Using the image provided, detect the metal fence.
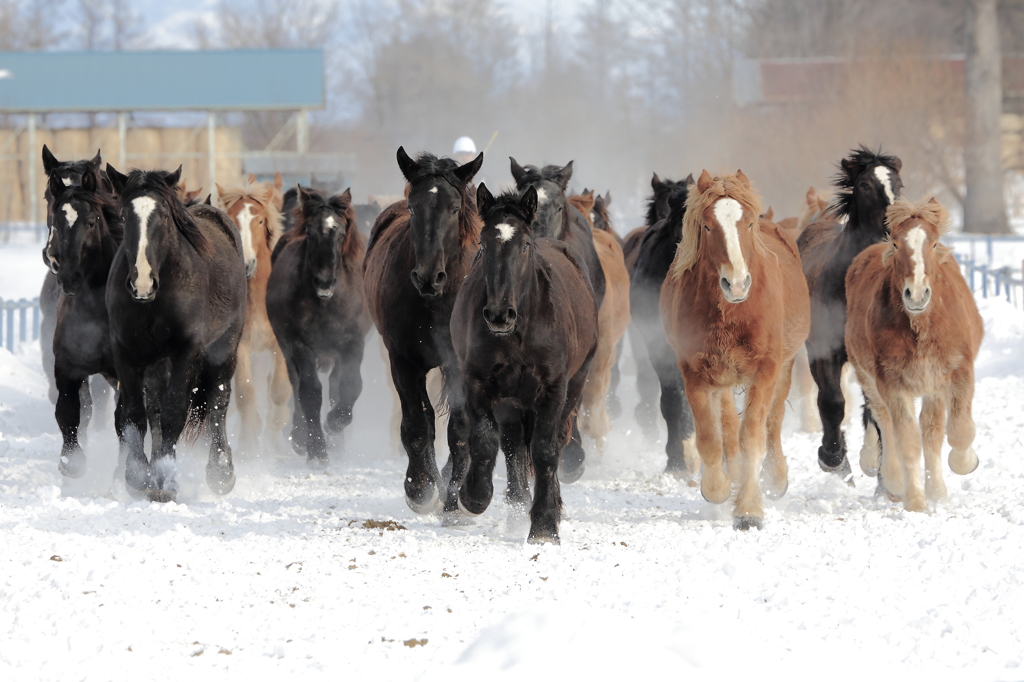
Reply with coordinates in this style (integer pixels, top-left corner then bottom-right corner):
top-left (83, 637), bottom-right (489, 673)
top-left (955, 255), bottom-right (1024, 308)
top-left (0, 297), bottom-right (41, 353)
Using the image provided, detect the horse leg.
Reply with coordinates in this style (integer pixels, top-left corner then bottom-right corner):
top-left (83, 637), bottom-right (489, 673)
top-left (920, 395), bottom-right (948, 502)
top-left (792, 346), bottom-right (820, 432)
top-left (77, 380), bottom-right (93, 447)
top-left (528, 377), bottom-right (573, 545)
top-left (684, 378), bottom-right (730, 505)
top-left (391, 356), bottom-right (441, 514)
top-left (607, 337), bottom-right (624, 420)
top-left (458, 391), bottom-right (499, 518)
top-left (653, 351), bottom-right (696, 480)
top-left (281, 348), bottom-right (306, 455)
top-left (291, 344), bottom-right (328, 466)
top-left (144, 362), bottom-right (169, 461)
top-left (55, 368), bottom-right (87, 478)
top-left (856, 376), bottom-right (902, 501)
top-left (630, 325), bottom-right (660, 441)
top-left (267, 342), bottom-right (292, 444)
top-left (763, 358), bottom-right (794, 500)
top-left (233, 339), bottom-right (262, 457)
top-left (497, 404), bottom-right (531, 523)
top-left (325, 340), bottom-right (365, 437)
top-left (151, 352), bottom-right (199, 502)
top-left (946, 366), bottom-right (979, 476)
top-left (734, 364), bottom-right (779, 530)
top-left (90, 374), bottom-right (112, 428)
top-left (204, 360), bottom-right (238, 495)
top-left (720, 390), bottom-right (741, 483)
top-left (580, 332), bottom-right (614, 451)
top-left (885, 390), bottom-right (926, 512)
top-left (809, 348), bottom-right (852, 480)
top-left (558, 412), bottom-right (587, 484)
top-left (114, 361), bottom-right (151, 498)
top-left (841, 362), bottom-right (857, 426)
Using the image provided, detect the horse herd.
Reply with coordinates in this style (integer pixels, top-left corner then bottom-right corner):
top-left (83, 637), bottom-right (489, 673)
top-left (36, 143), bottom-right (983, 543)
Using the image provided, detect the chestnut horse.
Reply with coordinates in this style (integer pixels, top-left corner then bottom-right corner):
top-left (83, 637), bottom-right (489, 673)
top-left (364, 148), bottom-right (483, 518)
top-left (217, 176), bottom-right (291, 456)
top-left (845, 198), bottom-right (982, 512)
top-left (799, 147), bottom-right (902, 479)
top-left (567, 191), bottom-right (630, 449)
top-left (661, 170), bottom-right (809, 530)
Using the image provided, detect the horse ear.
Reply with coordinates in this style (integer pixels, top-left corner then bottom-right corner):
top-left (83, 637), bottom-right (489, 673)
top-left (247, 173), bottom-right (257, 184)
top-left (736, 169), bottom-right (751, 187)
top-left (891, 156), bottom-right (903, 173)
top-left (82, 169), bottom-right (97, 193)
top-left (89, 150), bottom-right (102, 169)
top-left (204, 194), bottom-right (212, 206)
top-left (696, 169), bottom-right (713, 194)
top-left (214, 184), bottom-right (225, 207)
top-left (476, 183), bottom-right (495, 217)
top-left (521, 185), bottom-right (538, 225)
top-left (396, 147), bottom-right (418, 182)
top-left (651, 172), bottom-right (661, 190)
top-left (604, 191), bottom-right (611, 205)
top-left (556, 161), bottom-right (574, 191)
top-left (510, 157), bottom-right (527, 184)
top-left (806, 186), bottom-right (817, 206)
top-left (340, 188), bottom-right (352, 204)
top-left (106, 164), bottom-right (127, 195)
top-left (684, 173), bottom-right (695, 186)
top-left (42, 145), bottom-right (59, 174)
top-left (454, 152), bottom-right (483, 184)
top-left (166, 165), bottom-right (183, 187)
top-left (274, 172), bottom-right (283, 191)
top-left (763, 206), bottom-right (774, 221)
top-left (47, 170), bottom-right (65, 199)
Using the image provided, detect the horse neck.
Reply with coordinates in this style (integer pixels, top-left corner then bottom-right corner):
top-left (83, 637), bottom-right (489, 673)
top-left (82, 224), bottom-right (119, 285)
top-left (845, 199), bottom-right (889, 245)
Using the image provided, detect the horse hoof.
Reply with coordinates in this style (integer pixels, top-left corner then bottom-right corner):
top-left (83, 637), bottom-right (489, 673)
top-left (206, 464), bottom-right (236, 496)
top-left (406, 485), bottom-right (441, 516)
top-left (818, 452), bottom-right (855, 487)
top-left (306, 454), bottom-right (329, 470)
top-left (949, 448), bottom-right (979, 475)
top-left (558, 461), bottom-right (585, 484)
top-left (457, 488), bottom-right (488, 517)
top-left (764, 478), bottom-right (789, 501)
top-left (442, 508), bottom-right (475, 527)
top-left (148, 488), bottom-right (177, 504)
top-left (527, 529), bottom-right (561, 545)
top-left (58, 451), bottom-right (87, 479)
top-left (733, 515), bottom-right (763, 531)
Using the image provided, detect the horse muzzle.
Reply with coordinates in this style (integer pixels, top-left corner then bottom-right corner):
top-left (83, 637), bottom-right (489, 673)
top-left (411, 268), bottom-right (447, 299)
top-left (127, 276), bottom-right (158, 302)
top-left (483, 305), bottom-right (517, 335)
top-left (903, 286), bottom-right (932, 314)
top-left (720, 273), bottom-right (751, 304)
top-left (245, 258), bottom-right (257, 278)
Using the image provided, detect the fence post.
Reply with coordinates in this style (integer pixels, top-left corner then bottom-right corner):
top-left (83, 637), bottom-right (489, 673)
top-left (5, 304), bottom-right (12, 352)
top-left (980, 264), bottom-right (989, 298)
top-left (33, 301), bottom-right (40, 340)
top-left (18, 299), bottom-right (26, 344)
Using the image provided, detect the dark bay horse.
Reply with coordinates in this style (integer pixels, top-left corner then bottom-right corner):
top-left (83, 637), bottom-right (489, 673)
top-left (630, 177), bottom-right (698, 478)
top-left (363, 147), bottom-right (483, 517)
top-left (452, 184), bottom-right (598, 544)
top-left (661, 170), bottom-right (809, 530)
top-left (846, 198), bottom-right (983, 512)
top-left (798, 147), bottom-right (903, 480)
top-left (46, 173), bottom-right (122, 478)
top-left (106, 165), bottom-right (247, 502)
top-left (267, 187), bottom-right (370, 465)
top-left (510, 158), bottom-right (603, 480)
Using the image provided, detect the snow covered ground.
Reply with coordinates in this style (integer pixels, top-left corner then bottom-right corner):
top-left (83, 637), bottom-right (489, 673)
top-left (1, 254), bottom-right (1023, 680)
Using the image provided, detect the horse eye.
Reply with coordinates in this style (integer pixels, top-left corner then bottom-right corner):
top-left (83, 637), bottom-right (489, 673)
top-left (452, 207), bottom-right (460, 215)
top-left (408, 207), bottom-right (415, 216)
top-left (703, 225), bottom-right (710, 232)
top-left (522, 243), bottom-right (529, 252)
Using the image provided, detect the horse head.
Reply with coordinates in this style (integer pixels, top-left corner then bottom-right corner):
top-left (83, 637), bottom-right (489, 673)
top-left (42, 146), bottom-right (106, 273)
top-left (832, 147), bottom-right (903, 227)
top-left (675, 169), bottom-right (765, 304)
top-left (511, 158), bottom-right (572, 240)
top-left (294, 186), bottom-right (355, 299)
top-left (397, 146), bottom-right (483, 299)
top-left (47, 171), bottom-right (118, 297)
top-left (217, 180), bottom-right (281, 278)
top-left (475, 183), bottom-right (539, 335)
top-left (647, 173), bottom-right (693, 227)
top-left (884, 197), bottom-right (950, 315)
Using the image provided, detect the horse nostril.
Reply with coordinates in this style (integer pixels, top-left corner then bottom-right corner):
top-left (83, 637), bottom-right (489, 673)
top-left (51, 260), bottom-right (60, 273)
top-left (434, 270), bottom-right (447, 288)
top-left (507, 308), bottom-right (516, 321)
top-left (720, 277), bottom-right (730, 290)
top-left (904, 287), bottom-right (912, 299)
top-left (743, 273), bottom-right (751, 288)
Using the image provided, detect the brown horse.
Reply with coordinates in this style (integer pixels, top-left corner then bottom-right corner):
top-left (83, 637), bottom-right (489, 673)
top-left (568, 191), bottom-right (631, 448)
top-left (217, 176), bottom-right (291, 456)
top-left (661, 170), bottom-right (809, 530)
top-left (845, 198), bottom-right (982, 512)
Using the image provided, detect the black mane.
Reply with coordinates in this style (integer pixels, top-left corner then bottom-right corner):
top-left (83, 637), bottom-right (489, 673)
top-left (513, 164), bottom-right (564, 189)
top-left (51, 183), bottom-right (123, 242)
top-left (292, 188), bottom-right (355, 237)
top-left (646, 176), bottom-right (690, 227)
top-left (665, 183), bottom-right (691, 228)
top-left (482, 189), bottom-right (533, 226)
top-left (119, 169), bottom-right (210, 255)
top-left (829, 145), bottom-right (901, 221)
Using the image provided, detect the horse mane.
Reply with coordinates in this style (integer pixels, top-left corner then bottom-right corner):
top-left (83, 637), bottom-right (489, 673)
top-left (119, 169), bottom-right (211, 256)
top-left (567, 192), bottom-right (596, 227)
top-left (882, 197), bottom-right (953, 267)
top-left (592, 194), bottom-right (613, 232)
top-left (646, 176), bottom-right (690, 227)
top-left (292, 188), bottom-right (363, 259)
top-left (406, 152), bottom-right (481, 248)
top-left (828, 146), bottom-right (902, 220)
top-left (52, 184), bottom-right (123, 242)
top-left (672, 172), bottom-right (765, 278)
top-left (514, 164), bottom-right (564, 188)
top-left (482, 189), bottom-right (535, 227)
top-left (217, 178), bottom-right (284, 250)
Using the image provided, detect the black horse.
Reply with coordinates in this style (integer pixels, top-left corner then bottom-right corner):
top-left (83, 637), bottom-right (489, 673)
top-left (509, 158), bottom-right (603, 481)
top-left (798, 146), bottom-right (903, 479)
top-left (105, 165), bottom-right (247, 502)
top-left (267, 187), bottom-right (370, 465)
top-left (363, 148), bottom-right (483, 519)
top-left (629, 176), bottom-right (698, 478)
top-left (46, 172), bottom-right (122, 478)
top-left (452, 184), bottom-right (598, 544)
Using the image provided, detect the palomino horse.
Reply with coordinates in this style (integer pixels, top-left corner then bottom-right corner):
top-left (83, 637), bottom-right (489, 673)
top-left (631, 178), bottom-right (699, 478)
top-left (661, 170), bottom-right (809, 530)
top-left (845, 198), bottom-right (982, 512)
top-left (567, 191), bottom-right (630, 450)
top-left (46, 172), bottom-right (121, 478)
top-left (452, 184), bottom-right (598, 544)
top-left (799, 147), bottom-right (902, 479)
top-left (106, 165), bottom-right (247, 502)
top-left (267, 187), bottom-right (370, 465)
top-left (217, 177), bottom-right (291, 456)
top-left (364, 148), bottom-right (483, 518)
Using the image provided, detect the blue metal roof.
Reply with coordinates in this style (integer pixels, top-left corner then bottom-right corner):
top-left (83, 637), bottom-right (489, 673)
top-left (0, 50), bottom-right (324, 112)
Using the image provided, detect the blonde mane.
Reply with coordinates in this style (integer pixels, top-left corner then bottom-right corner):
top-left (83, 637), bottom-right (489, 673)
top-left (672, 172), bottom-right (765, 278)
top-left (217, 178), bottom-right (284, 250)
top-left (882, 197), bottom-right (953, 267)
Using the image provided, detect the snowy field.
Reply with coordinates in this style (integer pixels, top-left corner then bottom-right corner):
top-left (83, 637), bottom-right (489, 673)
top-left (1, 247), bottom-right (1023, 680)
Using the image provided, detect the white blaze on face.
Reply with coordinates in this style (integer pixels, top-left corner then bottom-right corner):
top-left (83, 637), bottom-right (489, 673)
top-left (324, 215), bottom-right (337, 231)
top-left (495, 222), bottom-right (516, 243)
top-left (130, 196), bottom-right (157, 297)
top-left (535, 188), bottom-right (548, 204)
top-left (61, 176), bottom-right (72, 187)
top-left (713, 198), bottom-right (748, 294)
top-left (905, 225), bottom-right (928, 300)
top-left (236, 202), bottom-right (258, 271)
top-left (428, 186), bottom-right (438, 194)
top-left (874, 166), bottom-right (895, 204)
top-left (62, 203), bottom-right (79, 230)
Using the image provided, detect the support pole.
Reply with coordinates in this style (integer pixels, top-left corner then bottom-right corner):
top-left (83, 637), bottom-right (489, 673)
top-left (208, 111), bottom-right (217, 202)
top-left (296, 108), bottom-right (309, 154)
top-left (117, 112), bottom-right (127, 170)
top-left (27, 113), bottom-right (37, 226)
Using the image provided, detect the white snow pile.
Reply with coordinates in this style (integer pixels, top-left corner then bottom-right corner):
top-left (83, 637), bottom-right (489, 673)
top-left (1, 287), bottom-right (1023, 680)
